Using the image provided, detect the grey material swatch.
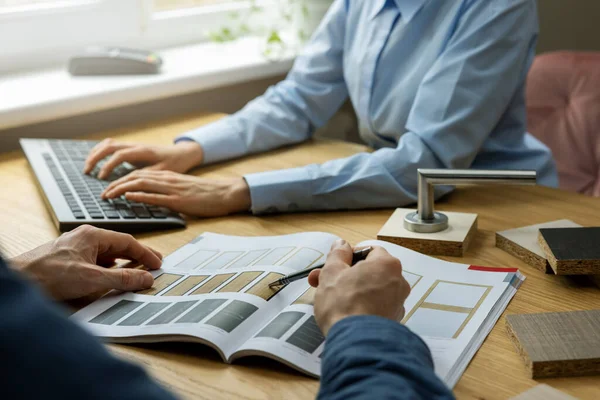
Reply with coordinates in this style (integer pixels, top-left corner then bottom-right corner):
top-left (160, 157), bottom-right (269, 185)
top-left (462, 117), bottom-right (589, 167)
top-left (148, 301), bottom-right (199, 325)
top-left (285, 316), bottom-right (325, 354)
top-left (176, 299), bottom-right (227, 324)
top-left (256, 311), bottom-right (304, 339)
top-left (205, 300), bottom-right (258, 333)
top-left (118, 303), bottom-right (171, 326)
top-left (89, 300), bottom-right (144, 325)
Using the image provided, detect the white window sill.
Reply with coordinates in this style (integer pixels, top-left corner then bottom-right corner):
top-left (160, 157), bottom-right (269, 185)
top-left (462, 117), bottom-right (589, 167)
top-left (0, 37), bottom-right (294, 131)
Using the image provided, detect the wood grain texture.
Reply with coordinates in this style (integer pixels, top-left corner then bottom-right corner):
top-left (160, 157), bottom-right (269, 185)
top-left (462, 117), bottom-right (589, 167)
top-left (538, 228), bottom-right (600, 275)
top-left (510, 384), bottom-right (579, 400)
top-left (496, 220), bottom-right (582, 274)
top-left (506, 311), bottom-right (600, 379)
top-left (163, 275), bottom-right (210, 296)
top-left (1, 112), bottom-right (600, 399)
top-left (138, 273), bottom-right (182, 296)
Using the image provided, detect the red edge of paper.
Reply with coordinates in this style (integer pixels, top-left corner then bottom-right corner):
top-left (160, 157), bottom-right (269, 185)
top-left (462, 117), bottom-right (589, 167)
top-left (468, 265), bottom-right (519, 273)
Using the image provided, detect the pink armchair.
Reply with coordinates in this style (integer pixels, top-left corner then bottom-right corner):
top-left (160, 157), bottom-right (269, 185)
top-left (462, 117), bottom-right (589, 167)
top-left (526, 51), bottom-right (600, 197)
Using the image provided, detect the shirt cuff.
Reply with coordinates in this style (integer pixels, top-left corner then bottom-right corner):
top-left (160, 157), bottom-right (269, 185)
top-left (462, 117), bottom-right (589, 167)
top-left (174, 117), bottom-right (245, 165)
top-left (243, 165), bottom-right (316, 214)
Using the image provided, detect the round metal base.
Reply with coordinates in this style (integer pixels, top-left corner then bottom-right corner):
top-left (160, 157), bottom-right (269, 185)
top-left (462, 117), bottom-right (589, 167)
top-left (403, 211), bottom-right (449, 233)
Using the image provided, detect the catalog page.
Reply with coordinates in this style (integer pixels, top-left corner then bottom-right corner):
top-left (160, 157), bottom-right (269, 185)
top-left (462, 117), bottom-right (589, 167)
top-left (359, 239), bottom-right (524, 387)
top-left (233, 284), bottom-right (323, 377)
top-left (73, 232), bottom-right (339, 362)
top-left (72, 232), bottom-right (522, 385)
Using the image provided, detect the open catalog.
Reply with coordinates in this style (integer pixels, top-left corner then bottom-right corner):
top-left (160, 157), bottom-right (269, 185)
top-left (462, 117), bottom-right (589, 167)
top-left (72, 232), bottom-right (524, 387)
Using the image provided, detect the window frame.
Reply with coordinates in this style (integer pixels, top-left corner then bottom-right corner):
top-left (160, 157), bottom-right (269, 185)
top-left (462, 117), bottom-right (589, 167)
top-left (0, 0), bottom-right (279, 74)
top-left (138, 0), bottom-right (280, 51)
top-left (1, 0), bottom-right (141, 73)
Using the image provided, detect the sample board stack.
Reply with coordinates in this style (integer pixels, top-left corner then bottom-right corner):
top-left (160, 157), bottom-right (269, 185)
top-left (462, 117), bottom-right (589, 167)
top-left (496, 220), bottom-right (600, 382)
top-left (496, 220), bottom-right (600, 275)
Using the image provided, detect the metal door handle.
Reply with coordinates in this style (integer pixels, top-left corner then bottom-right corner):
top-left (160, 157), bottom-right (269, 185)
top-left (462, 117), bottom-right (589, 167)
top-left (404, 169), bottom-right (537, 233)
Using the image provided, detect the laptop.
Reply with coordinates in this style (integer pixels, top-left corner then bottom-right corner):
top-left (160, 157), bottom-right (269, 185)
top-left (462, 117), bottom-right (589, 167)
top-left (20, 138), bottom-right (186, 233)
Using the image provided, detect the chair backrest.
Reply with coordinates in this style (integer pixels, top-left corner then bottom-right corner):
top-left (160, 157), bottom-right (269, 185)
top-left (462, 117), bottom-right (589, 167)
top-left (526, 51), bottom-right (600, 196)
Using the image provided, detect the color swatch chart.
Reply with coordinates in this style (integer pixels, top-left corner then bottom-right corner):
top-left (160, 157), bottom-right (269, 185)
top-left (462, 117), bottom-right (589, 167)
top-left (89, 298), bottom-right (258, 334)
top-left (137, 270), bottom-right (286, 301)
top-left (169, 246), bottom-right (324, 272)
top-left (256, 312), bottom-right (324, 355)
top-left (251, 287), bottom-right (327, 357)
top-left (403, 280), bottom-right (492, 339)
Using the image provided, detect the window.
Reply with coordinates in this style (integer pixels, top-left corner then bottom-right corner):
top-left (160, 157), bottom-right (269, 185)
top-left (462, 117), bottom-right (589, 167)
top-left (0, 0), bottom-right (278, 74)
top-left (1, 1), bottom-right (140, 73)
top-left (153, 0), bottom-right (239, 12)
top-left (0, 0), bottom-right (79, 8)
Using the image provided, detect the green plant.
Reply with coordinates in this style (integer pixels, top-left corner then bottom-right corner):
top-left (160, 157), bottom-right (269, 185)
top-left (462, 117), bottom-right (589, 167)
top-left (208, 0), bottom-right (313, 59)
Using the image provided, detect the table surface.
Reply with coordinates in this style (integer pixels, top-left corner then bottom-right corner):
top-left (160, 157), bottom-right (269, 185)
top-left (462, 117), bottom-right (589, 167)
top-left (1, 113), bottom-right (599, 400)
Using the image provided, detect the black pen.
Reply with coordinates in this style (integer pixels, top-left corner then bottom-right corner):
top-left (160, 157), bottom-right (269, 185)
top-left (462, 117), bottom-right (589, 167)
top-left (268, 246), bottom-right (373, 288)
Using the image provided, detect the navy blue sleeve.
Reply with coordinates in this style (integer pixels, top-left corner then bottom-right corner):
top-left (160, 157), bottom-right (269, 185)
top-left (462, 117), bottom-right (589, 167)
top-left (318, 315), bottom-right (455, 400)
top-left (0, 257), bottom-right (177, 400)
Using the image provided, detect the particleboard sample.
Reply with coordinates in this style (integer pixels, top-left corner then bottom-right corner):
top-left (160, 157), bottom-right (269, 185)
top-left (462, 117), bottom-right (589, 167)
top-left (506, 310), bottom-right (600, 378)
top-left (538, 227), bottom-right (600, 275)
top-left (377, 208), bottom-right (477, 257)
top-left (496, 220), bottom-right (581, 274)
top-left (510, 384), bottom-right (578, 400)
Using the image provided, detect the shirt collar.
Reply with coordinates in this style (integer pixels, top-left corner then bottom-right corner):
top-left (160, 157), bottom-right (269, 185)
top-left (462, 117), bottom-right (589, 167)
top-left (369, 0), bottom-right (427, 22)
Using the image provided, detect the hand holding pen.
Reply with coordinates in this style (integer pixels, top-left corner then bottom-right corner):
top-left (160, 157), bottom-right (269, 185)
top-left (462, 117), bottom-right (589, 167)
top-left (268, 246), bottom-right (373, 288)
top-left (307, 240), bottom-right (411, 336)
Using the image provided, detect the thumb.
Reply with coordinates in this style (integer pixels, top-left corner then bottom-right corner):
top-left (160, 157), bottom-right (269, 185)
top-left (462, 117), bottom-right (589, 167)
top-left (102, 268), bottom-right (154, 292)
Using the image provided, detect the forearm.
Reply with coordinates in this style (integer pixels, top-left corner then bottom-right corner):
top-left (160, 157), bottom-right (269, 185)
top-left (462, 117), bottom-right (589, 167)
top-left (9, 254), bottom-right (28, 271)
top-left (172, 140), bottom-right (205, 170)
top-left (175, 92), bottom-right (316, 165)
top-left (319, 315), bottom-right (453, 400)
top-left (0, 259), bottom-right (176, 400)
top-left (8, 241), bottom-right (50, 275)
top-left (243, 132), bottom-right (451, 214)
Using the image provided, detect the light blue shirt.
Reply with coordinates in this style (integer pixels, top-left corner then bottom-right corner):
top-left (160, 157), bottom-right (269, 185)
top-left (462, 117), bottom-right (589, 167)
top-left (177, 0), bottom-right (558, 214)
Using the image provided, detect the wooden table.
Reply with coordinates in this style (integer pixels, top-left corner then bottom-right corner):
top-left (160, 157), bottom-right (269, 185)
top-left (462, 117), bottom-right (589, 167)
top-left (1, 113), bottom-right (599, 400)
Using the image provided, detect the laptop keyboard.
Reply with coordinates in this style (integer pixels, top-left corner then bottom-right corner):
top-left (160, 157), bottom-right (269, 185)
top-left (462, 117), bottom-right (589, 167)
top-left (43, 140), bottom-right (171, 220)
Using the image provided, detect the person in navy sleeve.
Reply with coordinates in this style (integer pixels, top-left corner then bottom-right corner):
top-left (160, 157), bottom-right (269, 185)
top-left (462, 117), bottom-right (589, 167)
top-left (86, 0), bottom-right (556, 218)
top-left (1, 226), bottom-right (454, 399)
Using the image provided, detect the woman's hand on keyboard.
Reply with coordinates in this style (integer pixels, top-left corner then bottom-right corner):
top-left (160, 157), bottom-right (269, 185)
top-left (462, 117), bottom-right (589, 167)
top-left (84, 138), bottom-right (204, 180)
top-left (101, 170), bottom-right (252, 217)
